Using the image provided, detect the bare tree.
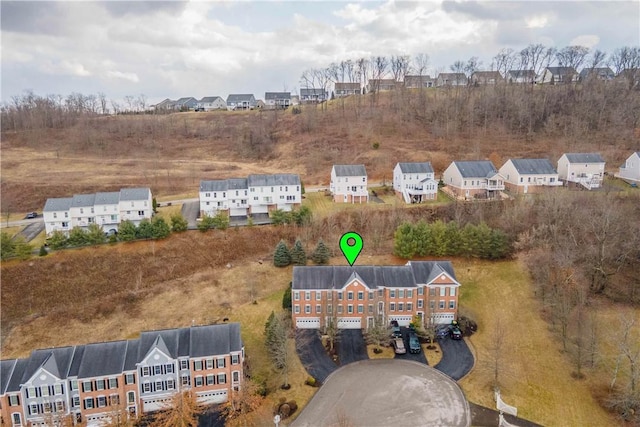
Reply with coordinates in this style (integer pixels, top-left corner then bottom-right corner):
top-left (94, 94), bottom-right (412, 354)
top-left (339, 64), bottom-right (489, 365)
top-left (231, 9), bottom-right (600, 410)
top-left (588, 49), bottom-right (607, 70)
top-left (493, 48), bottom-right (517, 77)
top-left (413, 53), bottom-right (430, 77)
top-left (154, 389), bottom-right (203, 427)
top-left (370, 55), bottom-right (389, 94)
top-left (356, 57), bottom-right (370, 89)
top-left (609, 46), bottom-right (640, 74)
top-left (520, 43), bottom-right (556, 79)
top-left (488, 315), bottom-right (507, 388)
top-left (391, 54), bottom-right (410, 81)
top-left (464, 56), bottom-right (482, 78)
top-left (98, 92), bottom-right (108, 115)
top-left (556, 45), bottom-right (590, 70)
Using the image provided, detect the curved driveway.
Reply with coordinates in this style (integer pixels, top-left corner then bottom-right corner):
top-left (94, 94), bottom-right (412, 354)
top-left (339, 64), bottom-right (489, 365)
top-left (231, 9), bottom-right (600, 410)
top-left (435, 337), bottom-right (474, 380)
top-left (292, 359), bottom-right (470, 427)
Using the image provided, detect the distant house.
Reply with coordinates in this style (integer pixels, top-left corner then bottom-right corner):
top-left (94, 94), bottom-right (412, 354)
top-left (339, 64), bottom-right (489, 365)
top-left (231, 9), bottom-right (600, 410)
top-left (442, 160), bottom-right (505, 200)
top-left (436, 73), bottom-right (468, 87)
top-left (0, 323), bottom-right (244, 427)
top-left (264, 92), bottom-right (291, 109)
top-left (499, 159), bottom-right (561, 194)
top-left (367, 79), bottom-right (398, 92)
top-left (404, 75), bottom-right (435, 88)
top-left (557, 153), bottom-right (606, 190)
top-left (330, 165), bottom-right (368, 203)
top-left (174, 97), bottom-right (198, 111)
top-left (393, 162), bottom-right (438, 203)
top-left (196, 96), bottom-right (227, 111)
top-left (617, 152), bottom-right (640, 183)
top-left (616, 69), bottom-right (640, 89)
top-left (199, 174), bottom-right (301, 218)
top-left (334, 82), bottom-right (361, 98)
top-left (470, 71), bottom-right (504, 85)
top-left (43, 188), bottom-right (152, 236)
top-left (226, 94), bottom-right (256, 110)
top-left (507, 70), bottom-right (536, 84)
top-left (291, 261), bottom-right (461, 329)
top-left (300, 88), bottom-right (327, 103)
top-left (579, 67), bottom-right (615, 82)
top-left (537, 67), bottom-right (578, 84)
top-left (154, 98), bottom-right (175, 111)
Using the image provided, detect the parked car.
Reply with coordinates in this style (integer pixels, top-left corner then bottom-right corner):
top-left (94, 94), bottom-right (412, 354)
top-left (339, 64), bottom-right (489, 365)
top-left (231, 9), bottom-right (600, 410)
top-left (391, 337), bottom-right (406, 354)
top-left (408, 332), bottom-right (421, 354)
top-left (450, 326), bottom-right (463, 340)
top-left (25, 212), bottom-right (38, 219)
top-left (436, 325), bottom-right (450, 339)
top-left (390, 320), bottom-right (402, 338)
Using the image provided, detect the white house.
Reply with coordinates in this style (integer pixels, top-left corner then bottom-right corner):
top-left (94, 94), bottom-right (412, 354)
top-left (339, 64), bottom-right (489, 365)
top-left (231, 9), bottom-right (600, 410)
top-left (264, 92), bottom-right (291, 109)
top-left (334, 82), bottom-right (361, 97)
top-left (43, 188), bottom-right (152, 235)
top-left (197, 96), bottom-right (226, 111)
top-left (300, 88), bottom-right (327, 103)
top-left (43, 198), bottom-right (73, 235)
top-left (507, 70), bottom-right (536, 84)
top-left (617, 152), bottom-right (640, 183)
top-left (330, 165), bottom-right (368, 203)
top-left (499, 159), bottom-right (561, 194)
top-left (557, 153), bottom-right (606, 190)
top-left (436, 73), bottom-right (468, 87)
top-left (537, 67), bottom-right (579, 84)
top-left (226, 94), bottom-right (256, 110)
top-left (393, 162), bottom-right (438, 203)
top-left (199, 174), bottom-right (301, 218)
top-left (442, 160), bottom-right (505, 200)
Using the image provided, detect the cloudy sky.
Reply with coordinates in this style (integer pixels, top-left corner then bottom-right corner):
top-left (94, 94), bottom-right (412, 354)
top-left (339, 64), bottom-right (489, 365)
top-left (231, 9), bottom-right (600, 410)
top-left (1, 1), bottom-right (638, 105)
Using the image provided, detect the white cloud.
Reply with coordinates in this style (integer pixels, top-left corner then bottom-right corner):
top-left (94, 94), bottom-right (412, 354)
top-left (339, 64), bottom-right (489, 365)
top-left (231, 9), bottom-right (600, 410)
top-left (570, 35), bottom-right (600, 49)
top-left (525, 15), bottom-right (550, 29)
top-left (40, 60), bottom-right (91, 77)
top-left (105, 71), bottom-right (139, 83)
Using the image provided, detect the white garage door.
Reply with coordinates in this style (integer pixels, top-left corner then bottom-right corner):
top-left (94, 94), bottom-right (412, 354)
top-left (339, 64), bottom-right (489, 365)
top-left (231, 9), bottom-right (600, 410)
top-left (142, 397), bottom-right (172, 412)
top-left (296, 317), bottom-right (321, 329)
top-left (337, 317), bottom-right (362, 329)
top-left (230, 207), bottom-right (247, 216)
top-left (432, 313), bottom-right (455, 324)
top-left (389, 316), bottom-right (413, 326)
top-left (251, 205), bottom-right (268, 214)
top-left (197, 390), bottom-right (228, 405)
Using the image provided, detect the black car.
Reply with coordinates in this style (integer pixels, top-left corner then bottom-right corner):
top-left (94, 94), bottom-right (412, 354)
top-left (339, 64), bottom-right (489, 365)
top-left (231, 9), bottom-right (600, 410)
top-left (390, 320), bottom-right (402, 338)
top-left (408, 332), bottom-right (421, 354)
top-left (450, 326), bottom-right (463, 340)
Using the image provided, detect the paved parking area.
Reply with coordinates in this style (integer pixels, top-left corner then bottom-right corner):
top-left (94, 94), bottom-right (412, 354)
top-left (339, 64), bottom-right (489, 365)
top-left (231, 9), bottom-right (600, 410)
top-left (394, 327), bottom-right (428, 364)
top-left (336, 329), bottom-right (368, 365)
top-left (434, 337), bottom-right (474, 380)
top-left (295, 330), bottom-right (338, 382)
top-left (292, 359), bottom-right (470, 427)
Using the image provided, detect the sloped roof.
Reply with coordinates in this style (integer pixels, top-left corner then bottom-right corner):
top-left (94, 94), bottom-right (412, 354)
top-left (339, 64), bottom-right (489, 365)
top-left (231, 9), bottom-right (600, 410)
top-left (453, 160), bottom-right (498, 178)
top-left (94, 192), bottom-right (121, 205)
top-left (546, 66), bottom-right (577, 75)
top-left (300, 88), bottom-right (327, 96)
top-left (397, 162), bottom-right (434, 174)
top-left (333, 164), bottom-right (367, 177)
top-left (43, 197), bottom-right (73, 212)
top-left (292, 261), bottom-right (458, 290)
top-left (119, 188), bottom-right (151, 201)
top-left (507, 70), bottom-right (536, 78)
top-left (78, 340), bottom-right (128, 378)
top-left (199, 96), bottom-right (223, 103)
top-left (563, 153), bottom-right (605, 163)
top-left (176, 97), bottom-right (197, 104)
top-left (265, 92), bottom-right (291, 100)
top-left (509, 159), bottom-right (557, 175)
top-left (335, 82), bottom-right (361, 90)
top-left (226, 94), bottom-right (255, 103)
top-left (71, 194), bottom-right (95, 208)
top-left (472, 71), bottom-right (503, 79)
top-left (579, 67), bottom-right (615, 79)
top-left (200, 180), bottom-right (229, 192)
top-left (1, 359), bottom-right (17, 393)
top-left (248, 174), bottom-right (300, 186)
top-left (227, 178), bottom-right (248, 190)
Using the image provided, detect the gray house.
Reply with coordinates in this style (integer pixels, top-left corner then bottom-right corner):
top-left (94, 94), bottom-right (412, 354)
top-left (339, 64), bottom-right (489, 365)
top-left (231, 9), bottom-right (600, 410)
top-left (226, 94), bottom-right (256, 110)
top-left (264, 92), bottom-right (291, 109)
top-left (174, 97), bottom-right (198, 111)
top-left (300, 88), bottom-right (327, 103)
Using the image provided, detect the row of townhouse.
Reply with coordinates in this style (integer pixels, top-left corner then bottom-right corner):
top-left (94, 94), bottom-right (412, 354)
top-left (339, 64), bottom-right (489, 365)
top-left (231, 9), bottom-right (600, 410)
top-left (0, 323), bottom-right (244, 427)
top-left (291, 261), bottom-right (462, 330)
top-left (43, 188), bottom-right (152, 236)
top-left (199, 174), bottom-right (302, 218)
top-left (154, 92), bottom-right (301, 112)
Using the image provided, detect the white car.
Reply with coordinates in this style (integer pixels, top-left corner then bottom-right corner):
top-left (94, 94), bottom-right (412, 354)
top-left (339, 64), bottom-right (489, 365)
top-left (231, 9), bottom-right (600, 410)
top-left (392, 337), bottom-right (406, 354)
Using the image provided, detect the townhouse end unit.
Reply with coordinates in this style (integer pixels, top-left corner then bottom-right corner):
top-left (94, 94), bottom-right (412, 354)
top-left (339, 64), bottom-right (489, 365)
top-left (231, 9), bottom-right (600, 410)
top-left (330, 165), bottom-right (369, 203)
top-left (291, 261), bottom-right (461, 330)
top-left (617, 152), bottom-right (640, 183)
top-left (557, 153), bottom-right (606, 190)
top-left (199, 174), bottom-right (301, 218)
top-left (43, 188), bottom-right (152, 236)
top-left (0, 323), bottom-right (244, 427)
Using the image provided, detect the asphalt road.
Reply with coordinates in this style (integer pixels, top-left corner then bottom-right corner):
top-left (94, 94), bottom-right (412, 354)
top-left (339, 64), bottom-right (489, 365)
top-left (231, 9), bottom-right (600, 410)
top-left (336, 329), bottom-right (369, 365)
top-left (180, 200), bottom-right (200, 229)
top-left (295, 330), bottom-right (338, 383)
top-left (13, 222), bottom-right (45, 243)
top-left (434, 336), bottom-right (474, 380)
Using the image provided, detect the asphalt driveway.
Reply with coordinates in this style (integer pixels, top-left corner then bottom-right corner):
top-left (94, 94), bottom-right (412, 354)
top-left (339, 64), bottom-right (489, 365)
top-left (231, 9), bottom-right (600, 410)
top-left (394, 327), bottom-right (428, 364)
top-left (335, 329), bottom-right (369, 365)
top-left (181, 201), bottom-right (200, 229)
top-left (434, 337), bottom-right (474, 380)
top-left (295, 330), bottom-right (337, 383)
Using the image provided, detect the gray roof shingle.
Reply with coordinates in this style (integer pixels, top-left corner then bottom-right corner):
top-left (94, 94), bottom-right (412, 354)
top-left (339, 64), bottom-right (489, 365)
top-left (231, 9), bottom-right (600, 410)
top-left (453, 160), bottom-right (498, 178)
top-left (200, 180), bottom-right (229, 192)
top-left (71, 194), bottom-right (95, 208)
top-left (292, 262), bottom-right (458, 290)
top-left (265, 92), bottom-right (291, 100)
top-left (1, 359), bottom-right (17, 393)
top-left (199, 96), bottom-right (223, 103)
top-left (78, 341), bottom-right (128, 378)
top-left (119, 188), bottom-right (151, 201)
top-left (564, 153), bottom-right (605, 163)
top-left (300, 88), bottom-right (326, 96)
top-left (509, 159), bottom-right (557, 175)
top-left (94, 192), bottom-right (121, 205)
top-left (226, 94), bottom-right (255, 103)
top-left (248, 174), bottom-right (300, 186)
top-left (333, 164), bottom-right (367, 177)
top-left (397, 162), bottom-right (434, 174)
top-left (43, 197), bottom-right (73, 212)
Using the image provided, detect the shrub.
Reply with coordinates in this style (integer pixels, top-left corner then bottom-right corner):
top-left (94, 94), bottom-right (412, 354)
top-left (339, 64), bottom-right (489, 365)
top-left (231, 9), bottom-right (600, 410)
top-left (212, 211), bottom-right (230, 230)
top-left (39, 245), bottom-right (48, 256)
top-left (137, 219), bottom-right (154, 239)
top-left (372, 141), bottom-right (380, 149)
top-left (152, 217), bottom-right (171, 239)
top-left (312, 239), bottom-right (330, 264)
top-left (118, 220), bottom-right (137, 241)
top-left (86, 223), bottom-right (106, 245)
top-left (170, 214), bottom-right (188, 232)
top-left (270, 209), bottom-right (290, 226)
top-left (198, 215), bottom-right (215, 232)
top-left (67, 227), bottom-right (88, 247)
top-left (282, 282), bottom-right (292, 311)
top-left (291, 206), bottom-right (312, 226)
top-left (273, 240), bottom-right (291, 267)
top-left (47, 230), bottom-right (68, 250)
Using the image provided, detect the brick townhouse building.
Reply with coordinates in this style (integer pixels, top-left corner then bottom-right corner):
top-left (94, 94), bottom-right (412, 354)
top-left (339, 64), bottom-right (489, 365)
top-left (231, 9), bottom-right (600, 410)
top-left (291, 261), bottom-right (461, 330)
top-left (0, 323), bottom-right (243, 427)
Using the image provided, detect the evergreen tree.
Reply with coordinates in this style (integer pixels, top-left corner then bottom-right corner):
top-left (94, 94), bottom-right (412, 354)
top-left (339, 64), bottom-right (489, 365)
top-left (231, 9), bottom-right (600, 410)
top-left (67, 227), bottom-right (88, 247)
top-left (444, 221), bottom-right (461, 256)
top-left (430, 220), bottom-right (448, 257)
top-left (86, 223), bottom-right (106, 245)
top-left (212, 211), bottom-right (230, 230)
top-left (47, 230), bottom-right (68, 249)
top-left (394, 222), bottom-right (417, 259)
top-left (137, 219), bottom-right (154, 239)
top-left (273, 240), bottom-right (291, 267)
top-left (118, 220), bottom-right (137, 241)
top-left (39, 245), bottom-right (48, 256)
top-left (152, 217), bottom-right (171, 239)
top-left (475, 222), bottom-right (493, 258)
top-left (488, 229), bottom-right (510, 259)
top-left (291, 206), bottom-right (312, 226)
top-left (460, 223), bottom-right (478, 258)
top-left (170, 214), bottom-right (188, 232)
top-left (312, 239), bottom-right (331, 264)
top-left (0, 232), bottom-right (13, 260)
top-left (290, 239), bottom-right (307, 265)
top-left (271, 209), bottom-right (290, 226)
top-left (282, 282), bottom-right (292, 311)
top-left (198, 215), bottom-right (215, 232)
top-left (414, 220), bottom-right (432, 256)
top-left (152, 197), bottom-right (158, 214)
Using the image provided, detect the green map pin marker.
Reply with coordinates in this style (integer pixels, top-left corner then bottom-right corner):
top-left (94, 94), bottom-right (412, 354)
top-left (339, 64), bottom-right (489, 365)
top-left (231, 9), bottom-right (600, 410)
top-left (339, 232), bottom-right (363, 266)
